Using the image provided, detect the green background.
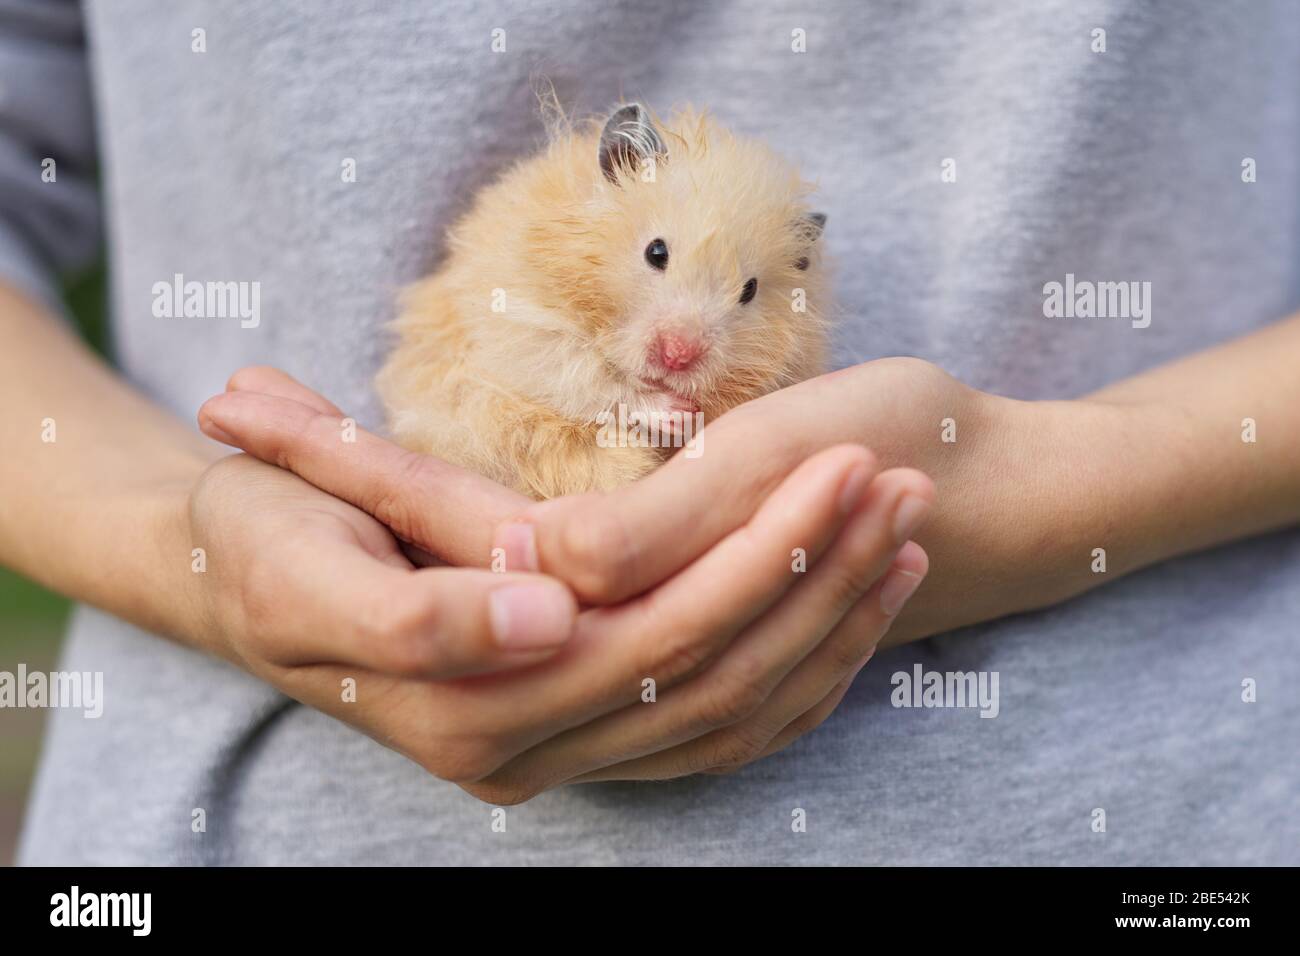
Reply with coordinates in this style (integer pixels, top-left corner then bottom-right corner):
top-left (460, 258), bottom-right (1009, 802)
top-left (0, 265), bottom-right (107, 865)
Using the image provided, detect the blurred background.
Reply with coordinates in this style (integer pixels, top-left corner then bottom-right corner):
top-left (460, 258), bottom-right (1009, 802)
top-left (0, 265), bottom-right (105, 866)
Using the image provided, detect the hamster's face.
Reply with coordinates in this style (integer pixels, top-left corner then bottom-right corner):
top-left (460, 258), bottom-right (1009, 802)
top-left (594, 200), bottom-right (828, 422)
top-left (597, 110), bottom-right (828, 423)
top-left (528, 106), bottom-right (830, 426)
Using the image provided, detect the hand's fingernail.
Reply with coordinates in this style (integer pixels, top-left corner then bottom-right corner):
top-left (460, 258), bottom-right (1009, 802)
top-left (489, 583), bottom-right (574, 649)
top-left (879, 567), bottom-right (925, 617)
top-left (198, 416), bottom-right (236, 446)
top-left (891, 494), bottom-right (931, 544)
top-left (837, 461), bottom-right (875, 515)
top-left (496, 521), bottom-right (538, 572)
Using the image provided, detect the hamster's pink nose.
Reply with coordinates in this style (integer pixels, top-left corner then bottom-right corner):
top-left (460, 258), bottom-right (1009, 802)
top-left (653, 330), bottom-right (707, 371)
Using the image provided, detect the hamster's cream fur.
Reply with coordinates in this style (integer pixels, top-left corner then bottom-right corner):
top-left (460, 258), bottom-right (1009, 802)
top-left (377, 103), bottom-right (830, 499)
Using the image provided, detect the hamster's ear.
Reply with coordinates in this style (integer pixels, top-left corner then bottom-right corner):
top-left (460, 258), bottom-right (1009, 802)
top-left (795, 212), bottom-right (827, 270)
top-left (598, 104), bottom-right (666, 185)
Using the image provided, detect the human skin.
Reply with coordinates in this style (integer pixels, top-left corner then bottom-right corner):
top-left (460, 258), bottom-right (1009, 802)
top-left (6, 271), bottom-right (1299, 796)
top-left (199, 313), bottom-right (1300, 781)
top-left (0, 283), bottom-right (931, 803)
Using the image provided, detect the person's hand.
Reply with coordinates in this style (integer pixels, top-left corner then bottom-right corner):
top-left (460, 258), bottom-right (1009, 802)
top-left (198, 367), bottom-right (932, 799)
top-left (506, 355), bottom-right (1129, 660)
top-left (184, 452), bottom-right (579, 682)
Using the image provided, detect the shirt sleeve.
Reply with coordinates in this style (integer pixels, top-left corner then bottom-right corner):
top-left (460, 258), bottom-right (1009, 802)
top-left (0, 0), bottom-right (101, 312)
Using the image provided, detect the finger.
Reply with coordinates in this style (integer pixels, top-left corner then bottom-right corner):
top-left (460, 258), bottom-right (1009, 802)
top-left (245, 527), bottom-right (578, 680)
top-left (225, 365), bottom-right (345, 416)
top-left (198, 390), bottom-right (530, 567)
top-left (715, 540), bottom-right (931, 768)
top-left (493, 469), bottom-right (932, 789)
top-left (495, 370), bottom-right (878, 605)
top-left (416, 444), bottom-right (877, 765)
top-left (577, 540), bottom-right (928, 783)
top-left (706, 670), bottom-right (857, 773)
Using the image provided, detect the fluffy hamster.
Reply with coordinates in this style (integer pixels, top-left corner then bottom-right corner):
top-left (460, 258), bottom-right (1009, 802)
top-left (377, 103), bottom-right (830, 499)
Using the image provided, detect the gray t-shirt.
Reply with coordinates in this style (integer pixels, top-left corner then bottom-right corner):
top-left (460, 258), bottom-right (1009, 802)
top-left (9, 0), bottom-right (1298, 864)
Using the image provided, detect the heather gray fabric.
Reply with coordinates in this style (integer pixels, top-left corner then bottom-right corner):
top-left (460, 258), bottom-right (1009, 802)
top-left (9, 0), bottom-right (1299, 864)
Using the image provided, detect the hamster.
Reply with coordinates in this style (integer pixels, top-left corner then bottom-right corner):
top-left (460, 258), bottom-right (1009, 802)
top-left (377, 102), bottom-right (830, 499)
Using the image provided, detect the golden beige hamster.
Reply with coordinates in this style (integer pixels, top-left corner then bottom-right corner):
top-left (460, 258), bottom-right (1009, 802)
top-left (377, 102), bottom-right (830, 499)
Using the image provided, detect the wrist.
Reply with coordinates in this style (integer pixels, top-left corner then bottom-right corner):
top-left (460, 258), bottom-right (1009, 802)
top-left (961, 394), bottom-right (1167, 605)
top-left (885, 391), bottom-right (1140, 644)
top-left (71, 456), bottom-right (220, 649)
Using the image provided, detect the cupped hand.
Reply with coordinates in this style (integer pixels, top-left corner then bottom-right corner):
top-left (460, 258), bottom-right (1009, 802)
top-left (506, 356), bottom-right (1041, 651)
top-left (197, 367), bottom-right (932, 800)
top-left (185, 452), bottom-right (579, 681)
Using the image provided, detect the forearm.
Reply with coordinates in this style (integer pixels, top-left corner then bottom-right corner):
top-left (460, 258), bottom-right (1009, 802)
top-left (886, 313), bottom-right (1300, 645)
top-left (0, 284), bottom-right (219, 639)
top-left (1084, 311), bottom-right (1300, 547)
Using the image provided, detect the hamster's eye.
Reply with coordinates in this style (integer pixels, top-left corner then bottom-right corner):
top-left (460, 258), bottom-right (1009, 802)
top-left (645, 238), bottom-right (669, 270)
top-left (739, 277), bottom-right (758, 305)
